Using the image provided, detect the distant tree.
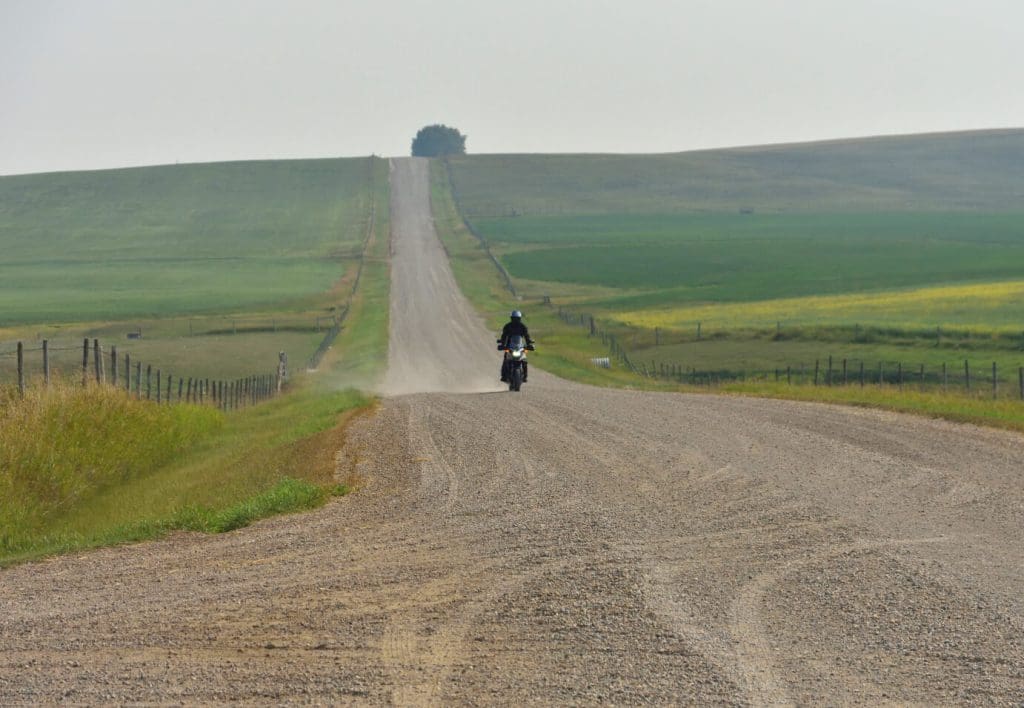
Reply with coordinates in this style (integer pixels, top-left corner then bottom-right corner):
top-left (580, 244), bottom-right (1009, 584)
top-left (411, 124), bottom-right (467, 157)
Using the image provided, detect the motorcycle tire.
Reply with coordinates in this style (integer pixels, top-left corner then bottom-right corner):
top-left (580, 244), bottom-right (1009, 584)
top-left (511, 367), bottom-right (523, 392)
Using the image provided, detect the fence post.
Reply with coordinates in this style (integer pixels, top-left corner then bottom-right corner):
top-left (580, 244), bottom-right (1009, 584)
top-left (135, 362), bottom-right (141, 398)
top-left (696, 322), bottom-right (702, 340)
top-left (17, 342), bottom-right (24, 397)
top-left (43, 340), bottom-right (50, 387)
top-left (859, 361), bottom-right (864, 387)
top-left (146, 365), bottom-right (152, 400)
top-left (942, 362), bottom-right (947, 391)
top-left (82, 338), bottom-right (90, 386)
top-left (992, 361), bottom-right (997, 399)
top-left (965, 360), bottom-right (970, 393)
top-left (178, 377), bottom-right (184, 402)
top-left (879, 361), bottom-right (884, 386)
top-left (842, 358), bottom-right (848, 386)
top-left (111, 346), bottom-right (118, 386)
top-left (277, 351), bottom-right (288, 393)
top-left (786, 365), bottom-right (791, 385)
top-left (93, 339), bottom-right (103, 384)
top-left (827, 355), bottom-right (833, 386)
top-left (166, 374), bottom-right (172, 404)
top-left (156, 370), bottom-right (161, 403)
top-left (814, 359), bottom-right (819, 386)
top-left (898, 361), bottom-right (903, 389)
top-left (919, 364), bottom-right (924, 388)
top-left (590, 317), bottom-right (596, 336)
top-left (1019, 367), bottom-right (1023, 401)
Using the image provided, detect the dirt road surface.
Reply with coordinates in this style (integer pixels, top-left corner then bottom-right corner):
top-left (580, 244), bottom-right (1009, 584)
top-left (1, 157), bottom-right (1022, 704)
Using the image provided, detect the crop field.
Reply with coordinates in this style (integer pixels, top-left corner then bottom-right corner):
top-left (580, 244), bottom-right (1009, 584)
top-left (0, 156), bottom-right (388, 383)
top-left (0, 157), bottom-right (379, 323)
top-left (443, 130), bottom-right (1024, 384)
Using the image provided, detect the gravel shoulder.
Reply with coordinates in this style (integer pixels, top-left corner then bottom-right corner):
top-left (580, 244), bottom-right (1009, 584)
top-left (1, 158), bottom-right (1021, 705)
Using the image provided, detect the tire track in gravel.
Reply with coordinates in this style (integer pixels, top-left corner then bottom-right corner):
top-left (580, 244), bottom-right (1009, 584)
top-left (1, 157), bottom-right (1022, 704)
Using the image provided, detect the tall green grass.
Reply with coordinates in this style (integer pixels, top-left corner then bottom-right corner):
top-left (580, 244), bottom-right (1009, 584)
top-left (0, 382), bottom-right (222, 554)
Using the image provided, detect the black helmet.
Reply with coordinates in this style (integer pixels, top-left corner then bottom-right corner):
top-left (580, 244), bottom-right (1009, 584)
top-left (510, 310), bottom-right (522, 319)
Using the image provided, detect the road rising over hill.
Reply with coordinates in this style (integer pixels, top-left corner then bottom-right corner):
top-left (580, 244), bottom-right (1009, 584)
top-left (0, 158), bottom-right (1021, 704)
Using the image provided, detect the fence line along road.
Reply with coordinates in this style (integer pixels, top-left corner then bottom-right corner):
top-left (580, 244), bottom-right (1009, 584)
top-left (553, 305), bottom-right (1024, 401)
top-left (4, 338), bottom-right (288, 411)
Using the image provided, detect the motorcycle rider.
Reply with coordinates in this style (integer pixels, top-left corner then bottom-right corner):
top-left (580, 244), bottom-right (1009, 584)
top-left (498, 310), bottom-right (534, 382)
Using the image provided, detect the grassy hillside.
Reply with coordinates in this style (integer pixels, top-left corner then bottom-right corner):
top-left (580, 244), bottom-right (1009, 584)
top-left (449, 129), bottom-right (1024, 216)
top-left (0, 157), bottom-right (377, 324)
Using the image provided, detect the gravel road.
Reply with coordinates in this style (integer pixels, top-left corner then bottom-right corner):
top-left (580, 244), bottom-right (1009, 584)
top-left (1, 157), bottom-right (1021, 705)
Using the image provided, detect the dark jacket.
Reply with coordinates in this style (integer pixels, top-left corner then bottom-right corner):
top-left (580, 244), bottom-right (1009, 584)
top-left (500, 319), bottom-right (531, 347)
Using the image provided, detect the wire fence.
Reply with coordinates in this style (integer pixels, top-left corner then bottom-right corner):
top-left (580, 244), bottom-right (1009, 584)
top-left (553, 305), bottom-right (1024, 401)
top-left (1, 338), bottom-right (288, 411)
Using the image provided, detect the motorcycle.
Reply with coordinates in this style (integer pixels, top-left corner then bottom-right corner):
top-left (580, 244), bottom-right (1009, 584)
top-left (497, 334), bottom-right (534, 392)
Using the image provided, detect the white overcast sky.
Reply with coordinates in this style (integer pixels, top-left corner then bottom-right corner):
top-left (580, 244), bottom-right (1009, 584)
top-left (2, 0), bottom-right (1022, 175)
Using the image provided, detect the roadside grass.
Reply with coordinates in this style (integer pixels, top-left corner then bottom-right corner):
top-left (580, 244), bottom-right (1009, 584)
top-left (715, 382), bottom-right (1024, 433)
top-left (0, 380), bottom-right (372, 566)
top-left (323, 158), bottom-right (392, 387)
top-left (0, 380), bottom-right (223, 557)
top-left (0, 157), bottom-right (379, 324)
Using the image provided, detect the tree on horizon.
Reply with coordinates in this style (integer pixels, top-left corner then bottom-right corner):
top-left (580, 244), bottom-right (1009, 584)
top-left (411, 125), bottom-right (467, 157)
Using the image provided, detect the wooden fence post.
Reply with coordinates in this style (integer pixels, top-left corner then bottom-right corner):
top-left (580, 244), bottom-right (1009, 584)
top-left (135, 362), bottom-right (141, 398)
top-left (276, 351), bottom-right (287, 393)
top-left (942, 362), bottom-right (947, 391)
top-left (965, 360), bottom-right (971, 392)
top-left (178, 377), bottom-right (183, 402)
top-left (859, 361), bottom-right (865, 387)
top-left (43, 340), bottom-right (50, 388)
top-left (898, 361), bottom-right (903, 389)
top-left (82, 338), bottom-right (90, 386)
top-left (992, 361), bottom-right (998, 399)
top-left (93, 339), bottom-right (103, 384)
top-left (827, 355), bottom-right (833, 386)
top-left (919, 364), bottom-right (924, 388)
top-left (111, 346), bottom-right (118, 386)
top-left (696, 322), bottom-right (702, 340)
top-left (842, 358), bottom-right (848, 386)
top-left (166, 374), bottom-right (172, 404)
top-left (146, 365), bottom-right (152, 400)
top-left (814, 359), bottom-right (820, 386)
top-left (156, 370), bottom-right (161, 403)
top-left (879, 361), bottom-right (884, 386)
top-left (1019, 367), bottom-right (1023, 401)
top-left (17, 342), bottom-right (24, 397)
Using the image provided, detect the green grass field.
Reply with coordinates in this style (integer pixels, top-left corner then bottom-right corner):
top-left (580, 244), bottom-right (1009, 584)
top-left (0, 157), bottom-right (378, 323)
top-left (0, 156), bottom-right (389, 384)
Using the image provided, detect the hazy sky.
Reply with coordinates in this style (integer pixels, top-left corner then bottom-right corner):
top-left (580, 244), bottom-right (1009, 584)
top-left (2, 0), bottom-right (1022, 175)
